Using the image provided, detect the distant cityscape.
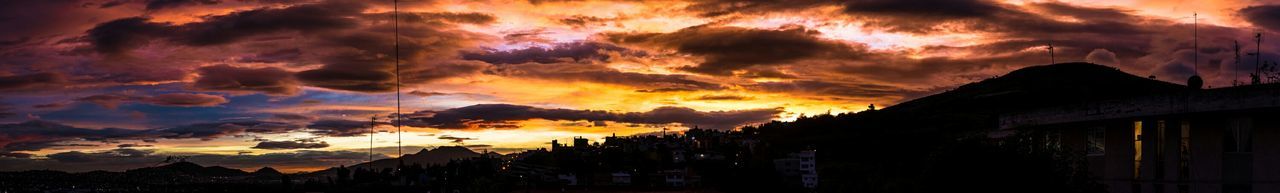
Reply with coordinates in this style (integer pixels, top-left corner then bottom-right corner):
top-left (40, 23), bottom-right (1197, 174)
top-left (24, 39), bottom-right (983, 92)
top-left (0, 128), bottom-right (818, 193)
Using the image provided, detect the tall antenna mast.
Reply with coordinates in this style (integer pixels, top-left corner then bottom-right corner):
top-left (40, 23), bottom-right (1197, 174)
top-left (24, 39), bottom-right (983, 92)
top-left (393, 0), bottom-right (403, 160)
top-left (369, 116), bottom-right (375, 167)
top-left (1193, 13), bottom-right (1198, 75)
top-left (1235, 40), bottom-right (1241, 86)
top-left (1249, 32), bottom-right (1263, 84)
top-left (1047, 42), bottom-right (1055, 64)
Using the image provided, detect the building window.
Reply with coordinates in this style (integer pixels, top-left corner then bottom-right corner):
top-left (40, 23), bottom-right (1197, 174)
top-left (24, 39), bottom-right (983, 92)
top-left (1225, 118), bottom-right (1252, 153)
top-left (1178, 121), bottom-right (1191, 193)
top-left (1134, 121), bottom-right (1143, 180)
top-left (1155, 120), bottom-right (1166, 179)
top-left (1046, 129), bottom-right (1062, 151)
top-left (1087, 127), bottom-right (1105, 156)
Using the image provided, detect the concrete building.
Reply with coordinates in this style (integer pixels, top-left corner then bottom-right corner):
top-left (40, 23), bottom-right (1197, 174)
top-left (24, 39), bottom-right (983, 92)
top-left (611, 172), bottom-right (632, 186)
top-left (773, 149), bottom-right (818, 189)
top-left (1000, 85), bottom-right (1280, 193)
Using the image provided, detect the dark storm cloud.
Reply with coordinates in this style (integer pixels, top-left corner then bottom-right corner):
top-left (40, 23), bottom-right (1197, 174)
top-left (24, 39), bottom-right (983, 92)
top-left (365, 12), bottom-right (498, 25)
top-left (86, 17), bottom-right (174, 54)
top-left (2, 142), bottom-right (99, 152)
top-left (75, 94), bottom-right (145, 109)
top-left (608, 26), bottom-right (866, 75)
top-left (145, 0), bottom-right (222, 11)
top-left (691, 94), bottom-right (752, 101)
top-left (271, 113), bottom-right (316, 121)
top-left (47, 148), bottom-right (153, 163)
top-left (172, 0), bottom-right (366, 46)
top-left (750, 80), bottom-right (918, 99)
top-left (32, 102), bottom-right (71, 109)
top-left (237, 48), bottom-right (302, 63)
top-left (634, 88), bottom-right (697, 93)
top-left (438, 135), bottom-right (475, 143)
top-left (408, 90), bottom-right (450, 97)
top-left (841, 0), bottom-right (1006, 20)
top-left (405, 104), bottom-right (782, 130)
top-left (294, 53), bottom-right (398, 92)
top-left (74, 0), bottom-right (493, 92)
top-left (1241, 5), bottom-right (1280, 32)
top-left (0, 72), bottom-right (65, 92)
top-left (75, 93), bottom-right (228, 108)
top-left (144, 93), bottom-right (229, 107)
top-left (252, 140), bottom-right (330, 149)
top-left (462, 41), bottom-right (640, 64)
top-left (297, 28), bottom-right (489, 92)
top-left (0, 120), bottom-right (312, 153)
top-left (687, 0), bottom-right (1147, 34)
top-left (83, 0), bottom-right (367, 52)
top-left (0, 102), bottom-right (12, 119)
top-left (0, 120), bottom-right (138, 153)
top-left (194, 64), bottom-right (301, 95)
top-left (682, 0), bottom-right (829, 17)
top-left (489, 63), bottom-right (724, 91)
top-left (117, 144), bottom-right (153, 148)
top-left (145, 121), bottom-right (300, 140)
top-left (558, 15), bottom-right (618, 28)
top-left (306, 119), bottom-right (375, 137)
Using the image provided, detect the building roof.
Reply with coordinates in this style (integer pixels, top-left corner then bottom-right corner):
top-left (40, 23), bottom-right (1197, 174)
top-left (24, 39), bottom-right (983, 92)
top-left (999, 84), bottom-right (1280, 129)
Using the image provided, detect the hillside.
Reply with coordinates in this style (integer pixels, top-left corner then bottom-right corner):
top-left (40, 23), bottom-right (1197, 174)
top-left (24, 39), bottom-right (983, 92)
top-left (744, 62), bottom-right (1187, 192)
top-left (304, 146), bottom-right (481, 176)
top-left (125, 161), bottom-right (248, 177)
top-left (884, 62), bottom-right (1184, 115)
top-left (872, 62), bottom-right (1186, 132)
top-left (752, 62), bottom-right (1187, 141)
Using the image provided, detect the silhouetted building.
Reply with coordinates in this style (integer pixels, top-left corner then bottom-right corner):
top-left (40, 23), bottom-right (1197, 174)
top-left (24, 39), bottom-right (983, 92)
top-left (1000, 85), bottom-right (1280, 193)
top-left (774, 149), bottom-right (817, 190)
top-left (573, 137), bottom-right (589, 149)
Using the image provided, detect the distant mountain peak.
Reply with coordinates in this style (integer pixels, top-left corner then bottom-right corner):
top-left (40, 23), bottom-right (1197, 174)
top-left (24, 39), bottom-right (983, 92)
top-left (130, 161), bottom-right (248, 177)
top-left (252, 166), bottom-right (282, 176)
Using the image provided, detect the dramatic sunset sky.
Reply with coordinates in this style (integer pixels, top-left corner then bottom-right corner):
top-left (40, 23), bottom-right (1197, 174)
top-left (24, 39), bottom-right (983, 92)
top-left (1, 0), bottom-right (1278, 172)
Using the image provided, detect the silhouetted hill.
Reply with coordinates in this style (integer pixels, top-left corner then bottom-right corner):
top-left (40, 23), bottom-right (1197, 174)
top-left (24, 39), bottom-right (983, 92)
top-left (748, 62), bottom-right (1190, 153)
top-left (126, 162), bottom-right (248, 177)
top-left (250, 167), bottom-right (282, 177)
top-left (305, 146), bottom-right (481, 176)
top-left (865, 62), bottom-right (1185, 132)
top-left (360, 146), bottom-right (481, 168)
top-left (745, 62), bottom-right (1178, 192)
top-left (884, 62), bottom-right (1183, 115)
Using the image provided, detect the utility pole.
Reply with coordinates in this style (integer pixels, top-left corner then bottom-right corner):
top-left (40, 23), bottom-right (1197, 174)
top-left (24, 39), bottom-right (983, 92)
top-left (1047, 42), bottom-right (1055, 64)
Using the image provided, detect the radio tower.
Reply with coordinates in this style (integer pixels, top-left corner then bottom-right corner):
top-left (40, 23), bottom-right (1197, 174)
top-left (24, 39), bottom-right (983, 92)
top-left (393, 0), bottom-right (403, 163)
top-left (1235, 41), bottom-right (1241, 86)
top-left (1249, 32), bottom-right (1263, 85)
top-left (1188, 13), bottom-right (1203, 89)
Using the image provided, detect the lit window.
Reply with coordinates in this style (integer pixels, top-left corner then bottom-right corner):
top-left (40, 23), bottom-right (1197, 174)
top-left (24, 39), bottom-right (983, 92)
top-left (1134, 121), bottom-right (1143, 180)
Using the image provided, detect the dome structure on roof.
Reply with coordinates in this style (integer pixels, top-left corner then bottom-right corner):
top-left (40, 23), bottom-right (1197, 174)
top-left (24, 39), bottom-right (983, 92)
top-left (1188, 75), bottom-right (1203, 89)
